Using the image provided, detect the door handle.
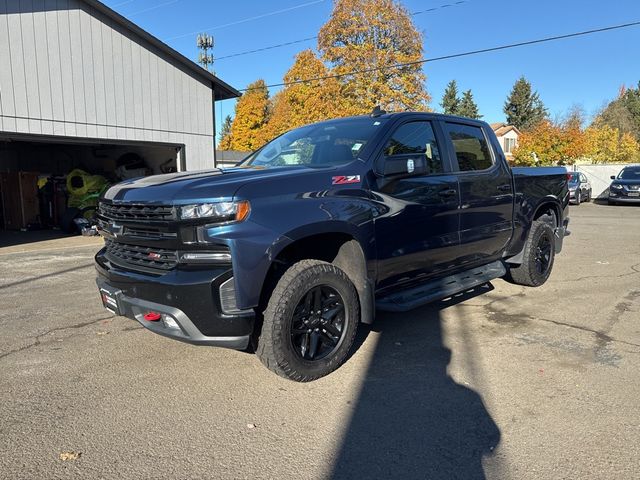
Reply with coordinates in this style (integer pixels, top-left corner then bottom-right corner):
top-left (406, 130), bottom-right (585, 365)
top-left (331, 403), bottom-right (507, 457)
top-left (438, 188), bottom-right (457, 197)
top-left (497, 184), bottom-right (512, 192)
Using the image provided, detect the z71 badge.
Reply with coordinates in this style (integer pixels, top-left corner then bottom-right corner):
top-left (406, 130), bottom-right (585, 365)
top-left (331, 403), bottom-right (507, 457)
top-left (332, 175), bottom-right (361, 185)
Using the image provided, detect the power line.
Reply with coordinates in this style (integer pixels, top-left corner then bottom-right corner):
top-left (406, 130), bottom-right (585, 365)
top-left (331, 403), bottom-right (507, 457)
top-left (215, 1), bottom-right (470, 61)
top-left (166, 0), bottom-right (326, 41)
top-left (239, 21), bottom-right (640, 92)
top-left (217, 37), bottom-right (318, 60)
top-left (127, 0), bottom-right (181, 17)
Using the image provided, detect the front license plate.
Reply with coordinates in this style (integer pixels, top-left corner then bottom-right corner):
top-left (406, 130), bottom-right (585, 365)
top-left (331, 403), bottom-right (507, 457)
top-left (628, 192), bottom-right (639, 197)
top-left (100, 288), bottom-right (120, 315)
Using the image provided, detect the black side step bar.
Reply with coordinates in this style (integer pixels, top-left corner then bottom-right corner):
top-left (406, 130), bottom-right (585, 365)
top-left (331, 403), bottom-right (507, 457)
top-left (376, 261), bottom-right (506, 313)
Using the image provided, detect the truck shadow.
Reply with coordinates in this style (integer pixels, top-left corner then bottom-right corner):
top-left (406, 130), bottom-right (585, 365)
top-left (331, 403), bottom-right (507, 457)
top-left (333, 285), bottom-right (501, 479)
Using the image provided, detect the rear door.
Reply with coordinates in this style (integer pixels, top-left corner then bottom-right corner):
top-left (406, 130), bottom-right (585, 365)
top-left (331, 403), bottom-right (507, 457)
top-left (442, 121), bottom-right (514, 266)
top-left (372, 118), bottom-right (460, 291)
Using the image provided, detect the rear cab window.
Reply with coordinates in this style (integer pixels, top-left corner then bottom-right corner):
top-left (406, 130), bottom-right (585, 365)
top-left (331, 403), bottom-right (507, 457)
top-left (444, 123), bottom-right (494, 172)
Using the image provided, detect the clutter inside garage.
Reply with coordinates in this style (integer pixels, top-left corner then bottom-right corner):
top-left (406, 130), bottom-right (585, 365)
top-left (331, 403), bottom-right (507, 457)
top-left (0, 139), bottom-right (179, 238)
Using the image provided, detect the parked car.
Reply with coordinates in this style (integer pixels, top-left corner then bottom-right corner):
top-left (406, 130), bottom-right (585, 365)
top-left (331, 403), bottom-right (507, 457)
top-left (568, 171), bottom-right (591, 205)
top-left (609, 165), bottom-right (640, 205)
top-left (95, 111), bottom-right (569, 381)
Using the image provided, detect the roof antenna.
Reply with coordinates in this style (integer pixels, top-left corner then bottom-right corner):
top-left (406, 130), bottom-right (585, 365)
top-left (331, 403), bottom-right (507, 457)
top-left (370, 105), bottom-right (386, 117)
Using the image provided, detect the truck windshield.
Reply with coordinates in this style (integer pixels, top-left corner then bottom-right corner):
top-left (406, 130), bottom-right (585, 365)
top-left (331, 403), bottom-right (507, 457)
top-left (618, 166), bottom-right (640, 180)
top-left (241, 118), bottom-right (387, 168)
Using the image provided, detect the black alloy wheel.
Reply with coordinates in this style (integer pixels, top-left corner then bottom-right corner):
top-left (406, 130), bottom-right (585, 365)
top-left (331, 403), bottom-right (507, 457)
top-left (256, 259), bottom-right (359, 382)
top-left (534, 232), bottom-right (553, 276)
top-left (290, 285), bottom-right (347, 361)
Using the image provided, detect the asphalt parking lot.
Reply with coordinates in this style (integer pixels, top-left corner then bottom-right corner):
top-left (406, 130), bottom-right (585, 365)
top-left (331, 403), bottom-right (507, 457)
top-left (1, 203), bottom-right (639, 480)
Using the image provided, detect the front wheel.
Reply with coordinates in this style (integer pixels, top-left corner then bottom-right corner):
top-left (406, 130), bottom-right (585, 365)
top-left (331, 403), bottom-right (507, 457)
top-left (506, 220), bottom-right (556, 287)
top-left (575, 190), bottom-right (581, 206)
top-left (256, 260), bottom-right (359, 382)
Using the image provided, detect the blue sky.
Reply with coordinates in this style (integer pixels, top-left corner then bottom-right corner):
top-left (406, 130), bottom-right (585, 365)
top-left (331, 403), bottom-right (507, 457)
top-left (104, 0), bottom-right (640, 138)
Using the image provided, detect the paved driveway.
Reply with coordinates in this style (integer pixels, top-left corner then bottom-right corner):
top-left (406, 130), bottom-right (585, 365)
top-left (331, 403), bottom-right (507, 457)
top-left (1, 204), bottom-right (639, 479)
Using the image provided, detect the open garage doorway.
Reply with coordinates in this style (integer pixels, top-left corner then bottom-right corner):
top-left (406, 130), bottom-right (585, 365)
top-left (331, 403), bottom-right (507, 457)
top-left (0, 134), bottom-right (182, 244)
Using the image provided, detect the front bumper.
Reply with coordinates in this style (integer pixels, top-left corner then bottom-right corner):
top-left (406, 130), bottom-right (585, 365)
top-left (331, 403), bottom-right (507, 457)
top-left (609, 192), bottom-right (640, 203)
top-left (95, 249), bottom-right (254, 349)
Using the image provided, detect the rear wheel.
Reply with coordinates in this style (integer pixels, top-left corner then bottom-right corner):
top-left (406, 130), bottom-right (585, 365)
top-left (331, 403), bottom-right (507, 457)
top-left (256, 260), bottom-right (359, 382)
top-left (586, 189), bottom-right (592, 202)
top-left (506, 220), bottom-right (555, 287)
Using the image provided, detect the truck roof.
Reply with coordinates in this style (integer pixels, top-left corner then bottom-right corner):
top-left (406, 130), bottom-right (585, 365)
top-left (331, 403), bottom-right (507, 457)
top-left (311, 111), bottom-right (489, 128)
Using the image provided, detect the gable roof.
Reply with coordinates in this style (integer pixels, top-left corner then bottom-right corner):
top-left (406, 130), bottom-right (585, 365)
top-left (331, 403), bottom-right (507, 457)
top-left (491, 123), bottom-right (521, 137)
top-left (83, 0), bottom-right (240, 101)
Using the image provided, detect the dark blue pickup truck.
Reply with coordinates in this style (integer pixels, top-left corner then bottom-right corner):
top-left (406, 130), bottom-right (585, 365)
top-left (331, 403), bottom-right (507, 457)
top-left (95, 111), bottom-right (569, 381)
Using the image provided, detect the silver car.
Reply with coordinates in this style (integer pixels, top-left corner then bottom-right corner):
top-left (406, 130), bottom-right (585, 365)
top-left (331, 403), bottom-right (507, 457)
top-left (568, 172), bottom-right (592, 205)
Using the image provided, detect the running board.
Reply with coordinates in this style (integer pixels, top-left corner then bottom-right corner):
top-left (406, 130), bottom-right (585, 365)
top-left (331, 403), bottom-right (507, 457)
top-left (376, 261), bottom-right (506, 312)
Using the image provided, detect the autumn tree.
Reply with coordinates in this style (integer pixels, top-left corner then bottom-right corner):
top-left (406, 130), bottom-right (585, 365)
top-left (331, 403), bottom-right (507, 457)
top-left (318, 0), bottom-right (430, 113)
top-left (512, 110), bottom-right (640, 166)
top-left (266, 50), bottom-right (344, 139)
top-left (584, 125), bottom-right (640, 163)
top-left (504, 76), bottom-right (547, 130)
top-left (441, 80), bottom-right (460, 115)
top-left (227, 79), bottom-right (271, 152)
top-left (457, 90), bottom-right (482, 119)
top-left (593, 81), bottom-right (640, 141)
top-left (512, 121), bottom-right (566, 166)
top-left (217, 115), bottom-right (233, 150)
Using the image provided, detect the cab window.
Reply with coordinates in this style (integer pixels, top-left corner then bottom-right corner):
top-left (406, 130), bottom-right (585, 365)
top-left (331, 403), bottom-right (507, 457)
top-left (445, 123), bottom-right (494, 171)
top-left (383, 121), bottom-right (443, 175)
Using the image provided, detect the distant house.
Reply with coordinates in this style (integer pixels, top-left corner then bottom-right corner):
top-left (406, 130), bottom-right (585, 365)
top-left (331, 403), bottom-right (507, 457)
top-left (491, 123), bottom-right (521, 160)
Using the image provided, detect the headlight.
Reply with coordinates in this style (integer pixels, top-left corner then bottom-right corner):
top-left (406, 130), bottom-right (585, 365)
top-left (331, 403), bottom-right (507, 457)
top-left (610, 184), bottom-right (623, 190)
top-left (179, 201), bottom-right (250, 223)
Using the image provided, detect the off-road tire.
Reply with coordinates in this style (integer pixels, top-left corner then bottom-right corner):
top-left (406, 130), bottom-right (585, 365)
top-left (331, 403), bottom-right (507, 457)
top-left (506, 220), bottom-right (556, 287)
top-left (256, 260), bottom-right (359, 382)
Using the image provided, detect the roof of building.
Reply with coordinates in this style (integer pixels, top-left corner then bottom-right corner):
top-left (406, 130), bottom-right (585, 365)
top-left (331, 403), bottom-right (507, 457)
top-left (491, 123), bottom-right (521, 137)
top-left (84, 0), bottom-right (241, 101)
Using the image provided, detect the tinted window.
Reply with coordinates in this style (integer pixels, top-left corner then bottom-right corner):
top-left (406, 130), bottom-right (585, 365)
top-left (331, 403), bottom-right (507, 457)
top-left (384, 121), bottom-right (443, 174)
top-left (445, 123), bottom-right (493, 171)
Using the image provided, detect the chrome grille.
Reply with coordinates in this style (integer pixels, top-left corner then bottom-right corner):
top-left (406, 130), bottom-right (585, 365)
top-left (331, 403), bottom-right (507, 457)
top-left (104, 239), bottom-right (177, 272)
top-left (99, 202), bottom-right (175, 221)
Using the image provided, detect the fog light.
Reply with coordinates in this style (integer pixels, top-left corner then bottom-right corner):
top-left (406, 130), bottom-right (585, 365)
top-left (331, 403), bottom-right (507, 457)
top-left (162, 314), bottom-right (180, 330)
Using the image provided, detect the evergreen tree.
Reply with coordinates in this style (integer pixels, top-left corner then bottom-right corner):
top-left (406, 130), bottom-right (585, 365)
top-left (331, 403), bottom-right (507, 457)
top-left (458, 90), bottom-right (482, 119)
top-left (217, 115), bottom-right (233, 150)
top-left (441, 80), bottom-right (460, 115)
top-left (503, 76), bottom-right (548, 130)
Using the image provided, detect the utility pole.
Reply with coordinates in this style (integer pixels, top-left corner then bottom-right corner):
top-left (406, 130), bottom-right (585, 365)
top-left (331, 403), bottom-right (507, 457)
top-left (196, 33), bottom-right (214, 73)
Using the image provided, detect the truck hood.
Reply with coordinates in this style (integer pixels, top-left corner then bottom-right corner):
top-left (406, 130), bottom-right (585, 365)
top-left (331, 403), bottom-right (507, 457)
top-left (102, 165), bottom-right (314, 203)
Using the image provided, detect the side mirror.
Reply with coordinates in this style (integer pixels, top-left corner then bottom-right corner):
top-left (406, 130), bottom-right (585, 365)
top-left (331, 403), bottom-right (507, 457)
top-left (382, 156), bottom-right (427, 177)
top-left (610, 175), bottom-right (616, 180)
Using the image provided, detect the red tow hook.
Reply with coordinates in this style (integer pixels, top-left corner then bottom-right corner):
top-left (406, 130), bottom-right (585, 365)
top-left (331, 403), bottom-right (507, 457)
top-left (143, 312), bottom-right (162, 322)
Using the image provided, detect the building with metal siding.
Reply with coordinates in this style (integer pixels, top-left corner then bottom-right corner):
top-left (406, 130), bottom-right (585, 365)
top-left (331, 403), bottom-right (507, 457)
top-left (0, 0), bottom-right (240, 171)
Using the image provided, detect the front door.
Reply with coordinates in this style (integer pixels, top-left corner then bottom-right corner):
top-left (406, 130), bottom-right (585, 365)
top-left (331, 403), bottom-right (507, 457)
top-left (442, 121), bottom-right (514, 267)
top-left (372, 119), bottom-right (460, 292)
